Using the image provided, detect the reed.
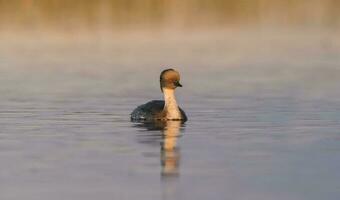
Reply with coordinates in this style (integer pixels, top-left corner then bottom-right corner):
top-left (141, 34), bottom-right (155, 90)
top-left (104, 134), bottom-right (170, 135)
top-left (0, 0), bottom-right (339, 31)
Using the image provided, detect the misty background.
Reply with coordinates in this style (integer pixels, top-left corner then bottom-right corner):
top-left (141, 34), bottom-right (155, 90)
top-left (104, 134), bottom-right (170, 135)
top-left (0, 0), bottom-right (340, 31)
top-left (0, 0), bottom-right (339, 99)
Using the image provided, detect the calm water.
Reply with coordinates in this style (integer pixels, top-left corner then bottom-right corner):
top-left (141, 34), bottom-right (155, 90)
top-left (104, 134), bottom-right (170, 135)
top-left (0, 32), bottom-right (340, 200)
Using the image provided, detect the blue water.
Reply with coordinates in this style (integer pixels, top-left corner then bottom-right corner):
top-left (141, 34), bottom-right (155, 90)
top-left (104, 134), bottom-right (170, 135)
top-left (0, 33), bottom-right (340, 200)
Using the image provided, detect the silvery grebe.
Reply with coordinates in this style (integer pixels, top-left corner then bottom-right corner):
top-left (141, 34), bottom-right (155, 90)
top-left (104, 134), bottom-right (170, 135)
top-left (131, 69), bottom-right (187, 121)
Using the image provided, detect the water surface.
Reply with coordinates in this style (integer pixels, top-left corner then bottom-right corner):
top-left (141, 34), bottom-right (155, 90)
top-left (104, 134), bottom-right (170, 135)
top-left (0, 32), bottom-right (340, 200)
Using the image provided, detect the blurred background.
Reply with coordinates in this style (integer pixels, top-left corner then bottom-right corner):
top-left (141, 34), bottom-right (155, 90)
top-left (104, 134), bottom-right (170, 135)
top-left (1, 0), bottom-right (339, 97)
top-left (1, 0), bottom-right (340, 31)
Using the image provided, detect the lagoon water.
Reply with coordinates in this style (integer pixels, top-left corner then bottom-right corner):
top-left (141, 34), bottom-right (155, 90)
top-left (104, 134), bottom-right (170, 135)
top-left (0, 31), bottom-right (340, 200)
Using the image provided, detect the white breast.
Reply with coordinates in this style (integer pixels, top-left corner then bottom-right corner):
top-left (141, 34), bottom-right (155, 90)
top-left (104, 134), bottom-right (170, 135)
top-left (163, 88), bottom-right (181, 120)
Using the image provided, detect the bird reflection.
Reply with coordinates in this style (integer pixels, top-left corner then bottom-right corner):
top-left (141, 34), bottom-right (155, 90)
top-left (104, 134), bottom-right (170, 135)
top-left (161, 120), bottom-right (181, 177)
top-left (133, 120), bottom-right (184, 177)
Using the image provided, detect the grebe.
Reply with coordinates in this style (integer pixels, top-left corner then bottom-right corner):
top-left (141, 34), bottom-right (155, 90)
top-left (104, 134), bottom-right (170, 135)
top-left (131, 69), bottom-right (187, 121)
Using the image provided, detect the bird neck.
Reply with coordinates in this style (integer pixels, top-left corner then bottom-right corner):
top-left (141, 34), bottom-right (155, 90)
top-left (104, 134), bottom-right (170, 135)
top-left (162, 88), bottom-right (181, 120)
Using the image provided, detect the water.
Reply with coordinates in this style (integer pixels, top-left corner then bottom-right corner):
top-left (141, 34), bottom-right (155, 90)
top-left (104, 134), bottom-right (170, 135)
top-left (0, 31), bottom-right (340, 200)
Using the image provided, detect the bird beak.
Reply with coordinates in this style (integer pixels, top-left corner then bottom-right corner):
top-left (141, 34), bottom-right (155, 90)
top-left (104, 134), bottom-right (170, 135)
top-left (175, 81), bottom-right (183, 87)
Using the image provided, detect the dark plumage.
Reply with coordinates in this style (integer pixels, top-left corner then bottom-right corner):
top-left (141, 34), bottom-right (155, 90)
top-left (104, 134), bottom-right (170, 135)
top-left (131, 100), bottom-right (187, 122)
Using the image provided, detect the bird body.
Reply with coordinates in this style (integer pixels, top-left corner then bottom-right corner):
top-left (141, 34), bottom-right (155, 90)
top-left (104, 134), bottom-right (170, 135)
top-left (131, 100), bottom-right (187, 121)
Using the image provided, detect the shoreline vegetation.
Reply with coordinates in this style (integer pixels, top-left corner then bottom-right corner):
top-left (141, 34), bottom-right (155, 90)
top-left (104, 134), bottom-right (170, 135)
top-left (0, 0), bottom-right (339, 32)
